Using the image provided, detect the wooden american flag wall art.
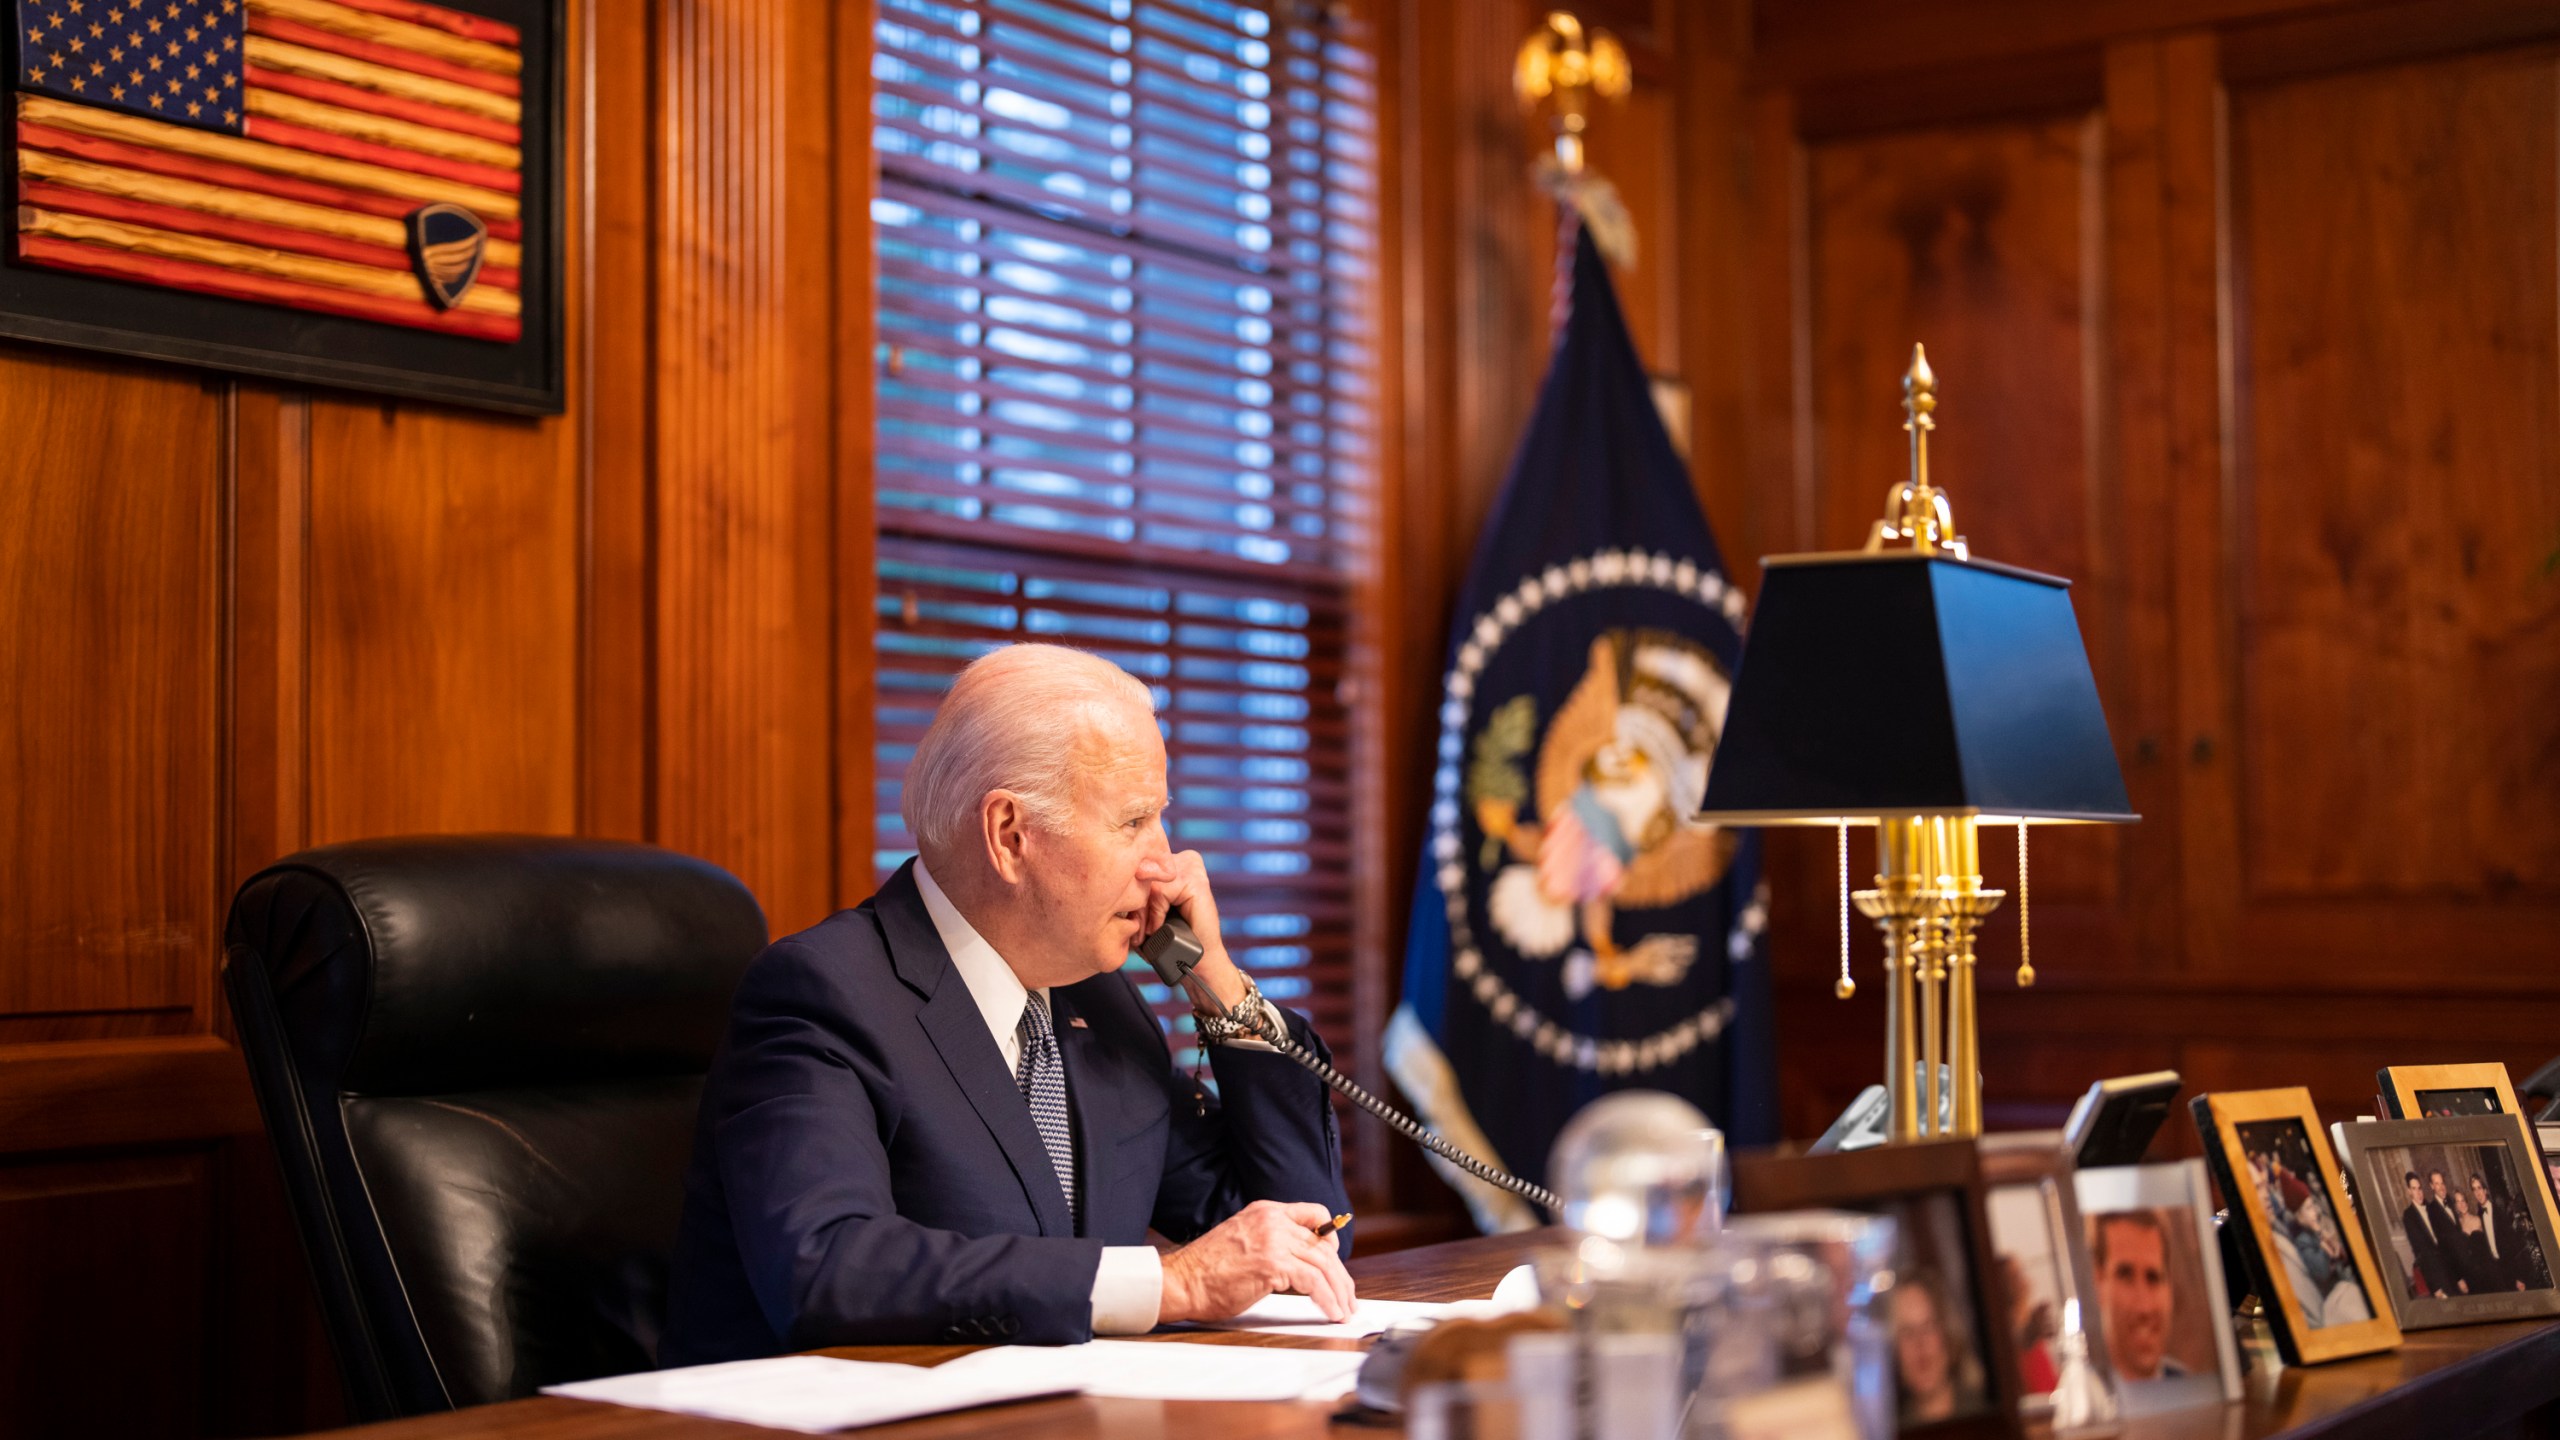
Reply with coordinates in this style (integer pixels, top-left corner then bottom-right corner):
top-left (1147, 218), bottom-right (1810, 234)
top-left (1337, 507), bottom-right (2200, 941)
top-left (2, 0), bottom-right (559, 413)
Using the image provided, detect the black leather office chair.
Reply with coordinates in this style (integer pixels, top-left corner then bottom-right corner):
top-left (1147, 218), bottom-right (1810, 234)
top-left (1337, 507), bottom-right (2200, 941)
top-left (223, 835), bottom-right (767, 1420)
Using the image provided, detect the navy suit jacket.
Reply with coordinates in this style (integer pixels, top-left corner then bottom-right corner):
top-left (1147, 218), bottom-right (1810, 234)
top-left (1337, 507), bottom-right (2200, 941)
top-left (661, 862), bottom-right (1351, 1363)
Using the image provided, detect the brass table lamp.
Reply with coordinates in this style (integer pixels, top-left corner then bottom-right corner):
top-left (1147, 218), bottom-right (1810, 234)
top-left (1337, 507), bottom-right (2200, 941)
top-left (1694, 347), bottom-right (2137, 1142)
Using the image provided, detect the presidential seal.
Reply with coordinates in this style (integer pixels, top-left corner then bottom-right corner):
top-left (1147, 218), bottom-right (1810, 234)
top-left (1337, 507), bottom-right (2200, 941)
top-left (1427, 547), bottom-right (1767, 1078)
top-left (1473, 629), bottom-right (1739, 999)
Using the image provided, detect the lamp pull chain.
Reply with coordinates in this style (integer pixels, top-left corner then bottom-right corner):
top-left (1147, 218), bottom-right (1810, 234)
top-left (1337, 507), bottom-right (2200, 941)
top-left (1835, 822), bottom-right (1855, 999)
top-left (2016, 822), bottom-right (2034, 987)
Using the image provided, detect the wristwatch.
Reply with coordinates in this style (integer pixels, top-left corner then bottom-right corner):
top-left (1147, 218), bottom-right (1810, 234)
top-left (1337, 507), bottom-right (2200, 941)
top-left (1194, 974), bottom-right (1283, 1047)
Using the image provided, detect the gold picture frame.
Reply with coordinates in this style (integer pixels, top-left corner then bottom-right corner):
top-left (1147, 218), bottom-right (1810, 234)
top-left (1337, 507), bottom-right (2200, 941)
top-left (2190, 1088), bottom-right (2402, 1365)
top-left (2378, 1063), bottom-right (2560, 1219)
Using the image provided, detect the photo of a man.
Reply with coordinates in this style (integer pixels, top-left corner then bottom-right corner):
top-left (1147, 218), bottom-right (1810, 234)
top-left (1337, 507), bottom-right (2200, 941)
top-left (2092, 1211), bottom-right (2181, 1380)
top-left (2075, 1163), bottom-right (2244, 1410)
top-left (2399, 1171), bottom-right (2455, 1297)
top-left (2425, 1170), bottom-right (2466, 1293)
top-left (2471, 1173), bottom-right (2550, 1292)
top-left (2080, 1204), bottom-right (2221, 1393)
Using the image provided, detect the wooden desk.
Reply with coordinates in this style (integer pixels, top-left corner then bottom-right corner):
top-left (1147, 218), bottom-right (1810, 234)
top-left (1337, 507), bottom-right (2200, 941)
top-left (309, 1230), bottom-right (2560, 1440)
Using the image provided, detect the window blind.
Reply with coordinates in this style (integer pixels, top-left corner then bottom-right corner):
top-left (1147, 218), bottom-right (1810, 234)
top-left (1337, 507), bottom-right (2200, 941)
top-left (869, 0), bottom-right (1376, 1162)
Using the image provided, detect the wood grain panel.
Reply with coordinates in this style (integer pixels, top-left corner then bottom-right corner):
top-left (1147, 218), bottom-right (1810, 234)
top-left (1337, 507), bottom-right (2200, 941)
top-left (2229, 49), bottom-right (2560, 902)
top-left (1669, 0), bottom-right (1760, 575)
top-left (0, 348), bottom-right (220, 1020)
top-left (0, 1036), bottom-right (257, 1155)
top-left (834, 0), bottom-right (882, 909)
top-left (650, 0), bottom-right (841, 935)
top-left (1578, 82), bottom-right (1684, 374)
top-left (2102, 33), bottom-right (2219, 976)
top-left (304, 400), bottom-right (580, 843)
top-left (0, 1151), bottom-right (210, 1438)
top-left (1760, 0), bottom-right (2367, 84)
top-left (581, 0), bottom-right (652, 845)
top-left (230, 387), bottom-right (313, 885)
top-left (1802, 112), bottom-right (2124, 913)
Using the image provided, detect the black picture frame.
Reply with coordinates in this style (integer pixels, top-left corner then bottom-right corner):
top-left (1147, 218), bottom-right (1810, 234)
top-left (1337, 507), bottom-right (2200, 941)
top-left (0, 0), bottom-right (563, 414)
top-left (2336, 1115), bottom-right (2560, 1331)
top-left (1732, 1140), bottom-right (2025, 1440)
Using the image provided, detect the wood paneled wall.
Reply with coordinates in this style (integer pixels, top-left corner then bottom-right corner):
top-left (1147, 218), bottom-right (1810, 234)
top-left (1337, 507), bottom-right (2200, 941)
top-left (1373, 0), bottom-right (2560, 1186)
top-left (1710, 0), bottom-right (2560, 1146)
top-left (0, 1), bottom-right (872, 1432)
top-left (3, 0), bottom-right (2555, 1427)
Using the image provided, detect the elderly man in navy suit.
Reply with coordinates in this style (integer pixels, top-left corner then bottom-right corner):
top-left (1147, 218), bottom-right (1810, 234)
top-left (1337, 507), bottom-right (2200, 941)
top-left (662, 644), bottom-right (1356, 1362)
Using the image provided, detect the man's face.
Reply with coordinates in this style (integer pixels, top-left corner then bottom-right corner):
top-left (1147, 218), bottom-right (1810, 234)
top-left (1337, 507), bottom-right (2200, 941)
top-left (2406, 1176), bottom-right (2426, 1210)
top-left (2471, 1177), bottom-right (2491, 1212)
top-left (1014, 705), bottom-right (1172, 980)
top-left (2431, 1173), bottom-right (2452, 1205)
top-left (2097, 1219), bottom-right (2173, 1381)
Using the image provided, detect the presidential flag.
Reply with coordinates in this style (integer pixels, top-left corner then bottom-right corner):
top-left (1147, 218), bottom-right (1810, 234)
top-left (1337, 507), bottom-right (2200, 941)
top-left (1386, 228), bottom-right (1772, 1231)
top-left (13, 0), bottom-right (523, 341)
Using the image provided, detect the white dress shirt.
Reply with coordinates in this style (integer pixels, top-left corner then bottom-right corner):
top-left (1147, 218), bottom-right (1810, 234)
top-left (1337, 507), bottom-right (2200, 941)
top-left (912, 861), bottom-right (1165, 1335)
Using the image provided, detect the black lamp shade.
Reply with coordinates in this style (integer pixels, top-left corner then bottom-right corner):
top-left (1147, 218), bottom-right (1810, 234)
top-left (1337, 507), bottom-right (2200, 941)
top-left (1696, 553), bottom-right (2136, 823)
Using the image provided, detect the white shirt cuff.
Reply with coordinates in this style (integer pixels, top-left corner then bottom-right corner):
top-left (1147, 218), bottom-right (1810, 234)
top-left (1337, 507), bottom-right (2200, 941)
top-left (1091, 1244), bottom-right (1164, 1335)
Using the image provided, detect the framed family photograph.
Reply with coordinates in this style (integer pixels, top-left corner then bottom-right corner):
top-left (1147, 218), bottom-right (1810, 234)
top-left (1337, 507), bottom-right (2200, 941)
top-left (2335, 1116), bottom-right (2560, 1330)
top-left (2378, 1062), bottom-right (2560, 1217)
top-left (2073, 1161), bottom-right (2243, 1413)
top-left (2378, 1062), bottom-right (2520, 1123)
top-left (2190, 1088), bottom-right (2401, 1365)
top-left (1975, 1134), bottom-right (2108, 1418)
top-left (2541, 1124), bottom-right (2560, 1202)
top-left (1733, 1141), bottom-right (2024, 1440)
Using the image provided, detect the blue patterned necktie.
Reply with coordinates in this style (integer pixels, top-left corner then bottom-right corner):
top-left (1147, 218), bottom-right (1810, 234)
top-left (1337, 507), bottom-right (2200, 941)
top-left (1015, 996), bottom-right (1076, 1229)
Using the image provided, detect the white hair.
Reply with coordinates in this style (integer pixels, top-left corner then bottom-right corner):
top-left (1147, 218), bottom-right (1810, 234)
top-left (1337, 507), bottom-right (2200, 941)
top-left (902, 643), bottom-right (1158, 861)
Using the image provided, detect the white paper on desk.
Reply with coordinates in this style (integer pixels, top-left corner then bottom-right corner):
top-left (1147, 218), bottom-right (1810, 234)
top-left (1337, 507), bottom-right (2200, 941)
top-left (937, 1339), bottom-right (1367, 1402)
top-left (1191, 1266), bottom-right (1545, 1339)
top-left (1188, 1295), bottom-right (1468, 1339)
top-left (542, 1354), bottom-right (1075, 1433)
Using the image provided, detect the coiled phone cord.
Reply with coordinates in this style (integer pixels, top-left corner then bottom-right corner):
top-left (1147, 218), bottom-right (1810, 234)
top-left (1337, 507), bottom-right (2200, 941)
top-left (1227, 1001), bottom-right (1563, 1216)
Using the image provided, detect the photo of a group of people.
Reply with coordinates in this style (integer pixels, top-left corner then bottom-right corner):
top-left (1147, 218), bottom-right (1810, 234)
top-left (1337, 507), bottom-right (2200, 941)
top-left (2367, 1144), bottom-right (2552, 1301)
top-left (2232, 1118), bottom-right (2376, 1330)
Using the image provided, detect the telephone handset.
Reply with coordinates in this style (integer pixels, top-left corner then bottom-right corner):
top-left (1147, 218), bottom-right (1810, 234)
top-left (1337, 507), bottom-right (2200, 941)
top-left (1139, 906), bottom-right (1561, 1216)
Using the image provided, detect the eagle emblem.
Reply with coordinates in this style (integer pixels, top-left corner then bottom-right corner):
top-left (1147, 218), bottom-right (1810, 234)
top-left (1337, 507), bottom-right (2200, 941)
top-left (405, 202), bottom-right (489, 311)
top-left (1468, 630), bottom-right (1737, 998)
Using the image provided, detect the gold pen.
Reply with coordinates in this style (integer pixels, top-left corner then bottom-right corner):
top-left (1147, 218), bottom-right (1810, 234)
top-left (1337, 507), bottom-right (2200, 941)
top-left (1311, 1211), bottom-right (1353, 1241)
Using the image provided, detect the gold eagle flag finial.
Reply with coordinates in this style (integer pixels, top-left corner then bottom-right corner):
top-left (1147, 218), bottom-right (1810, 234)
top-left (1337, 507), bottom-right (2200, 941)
top-left (1514, 10), bottom-right (1631, 176)
top-left (1867, 343), bottom-right (1968, 559)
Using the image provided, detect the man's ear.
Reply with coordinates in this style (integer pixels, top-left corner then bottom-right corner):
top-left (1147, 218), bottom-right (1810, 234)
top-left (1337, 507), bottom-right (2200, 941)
top-left (981, 790), bottom-right (1032, 885)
